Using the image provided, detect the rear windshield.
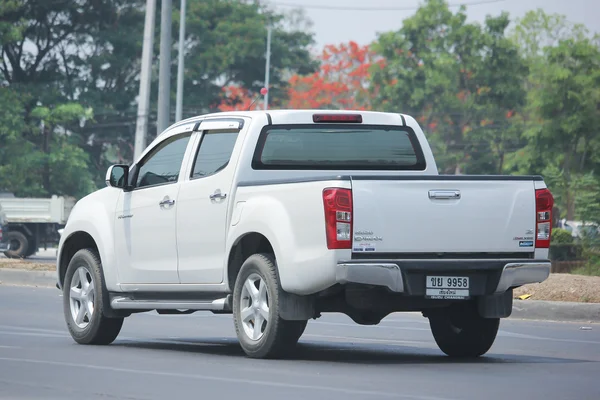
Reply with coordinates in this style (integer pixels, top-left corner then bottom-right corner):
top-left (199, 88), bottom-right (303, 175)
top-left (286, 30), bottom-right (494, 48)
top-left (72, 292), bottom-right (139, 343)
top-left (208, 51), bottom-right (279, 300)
top-left (252, 124), bottom-right (426, 170)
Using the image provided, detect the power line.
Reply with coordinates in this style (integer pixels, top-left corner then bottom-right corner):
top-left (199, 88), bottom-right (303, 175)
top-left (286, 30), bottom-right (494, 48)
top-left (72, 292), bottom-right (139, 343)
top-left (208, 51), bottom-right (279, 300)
top-left (266, 0), bottom-right (505, 11)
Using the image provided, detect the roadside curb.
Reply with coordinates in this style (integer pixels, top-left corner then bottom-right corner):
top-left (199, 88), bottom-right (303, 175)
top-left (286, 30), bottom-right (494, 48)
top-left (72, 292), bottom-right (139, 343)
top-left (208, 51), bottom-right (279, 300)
top-left (510, 299), bottom-right (600, 324)
top-left (0, 268), bottom-right (599, 323)
top-left (0, 268), bottom-right (56, 288)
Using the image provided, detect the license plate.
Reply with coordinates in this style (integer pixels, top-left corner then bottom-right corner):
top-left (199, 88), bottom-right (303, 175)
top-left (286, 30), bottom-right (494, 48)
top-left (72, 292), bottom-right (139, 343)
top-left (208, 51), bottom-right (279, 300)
top-left (425, 276), bottom-right (470, 300)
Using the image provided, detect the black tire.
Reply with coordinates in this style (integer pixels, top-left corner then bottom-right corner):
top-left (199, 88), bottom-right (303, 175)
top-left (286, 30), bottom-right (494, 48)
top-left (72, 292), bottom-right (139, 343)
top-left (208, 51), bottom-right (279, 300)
top-left (232, 253), bottom-right (308, 359)
top-left (23, 239), bottom-right (38, 257)
top-left (63, 248), bottom-right (124, 345)
top-left (3, 231), bottom-right (29, 258)
top-left (428, 304), bottom-right (499, 358)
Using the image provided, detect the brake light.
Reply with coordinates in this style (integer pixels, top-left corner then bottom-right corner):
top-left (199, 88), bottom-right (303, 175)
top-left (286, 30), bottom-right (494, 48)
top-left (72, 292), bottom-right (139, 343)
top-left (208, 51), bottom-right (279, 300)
top-left (313, 114), bottom-right (363, 123)
top-left (535, 188), bottom-right (554, 248)
top-left (323, 188), bottom-right (353, 249)
top-left (0, 227), bottom-right (2, 241)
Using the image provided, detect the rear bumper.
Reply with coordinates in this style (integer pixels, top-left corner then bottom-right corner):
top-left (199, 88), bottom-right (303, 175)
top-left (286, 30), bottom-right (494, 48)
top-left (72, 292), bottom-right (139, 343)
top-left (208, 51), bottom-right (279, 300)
top-left (0, 240), bottom-right (8, 252)
top-left (335, 259), bottom-right (551, 295)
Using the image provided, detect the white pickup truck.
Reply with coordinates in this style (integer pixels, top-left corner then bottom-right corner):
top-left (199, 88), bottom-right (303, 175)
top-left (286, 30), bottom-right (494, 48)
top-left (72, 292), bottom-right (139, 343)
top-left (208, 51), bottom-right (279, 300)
top-left (56, 110), bottom-right (553, 359)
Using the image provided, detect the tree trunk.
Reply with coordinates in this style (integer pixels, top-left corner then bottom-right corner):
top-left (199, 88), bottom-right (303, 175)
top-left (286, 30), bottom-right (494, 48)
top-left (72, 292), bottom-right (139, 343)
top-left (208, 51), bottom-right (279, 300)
top-left (497, 151), bottom-right (505, 174)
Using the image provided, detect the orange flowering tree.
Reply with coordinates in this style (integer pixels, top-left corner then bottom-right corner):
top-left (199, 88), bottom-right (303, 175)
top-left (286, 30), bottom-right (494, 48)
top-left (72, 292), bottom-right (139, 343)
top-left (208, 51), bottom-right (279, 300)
top-left (287, 41), bottom-right (383, 110)
top-left (216, 85), bottom-right (255, 111)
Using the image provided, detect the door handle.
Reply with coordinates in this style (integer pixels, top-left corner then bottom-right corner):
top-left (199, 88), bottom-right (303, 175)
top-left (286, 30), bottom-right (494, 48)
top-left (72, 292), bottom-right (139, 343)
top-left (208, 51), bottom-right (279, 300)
top-left (209, 190), bottom-right (227, 200)
top-left (159, 198), bottom-right (175, 207)
top-left (428, 190), bottom-right (461, 200)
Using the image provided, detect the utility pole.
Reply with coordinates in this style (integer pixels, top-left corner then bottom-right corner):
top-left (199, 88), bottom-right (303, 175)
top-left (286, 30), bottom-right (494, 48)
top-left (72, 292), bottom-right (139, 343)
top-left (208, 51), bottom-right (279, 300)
top-left (175, 0), bottom-right (186, 122)
top-left (157, 0), bottom-right (172, 134)
top-left (263, 25), bottom-right (272, 110)
top-left (133, 0), bottom-right (156, 161)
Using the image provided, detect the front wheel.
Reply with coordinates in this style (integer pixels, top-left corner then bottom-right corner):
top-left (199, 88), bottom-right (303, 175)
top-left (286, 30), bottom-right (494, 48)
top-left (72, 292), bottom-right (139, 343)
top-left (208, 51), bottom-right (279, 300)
top-left (63, 248), bottom-right (124, 345)
top-left (428, 304), bottom-right (499, 358)
top-left (233, 253), bottom-right (307, 359)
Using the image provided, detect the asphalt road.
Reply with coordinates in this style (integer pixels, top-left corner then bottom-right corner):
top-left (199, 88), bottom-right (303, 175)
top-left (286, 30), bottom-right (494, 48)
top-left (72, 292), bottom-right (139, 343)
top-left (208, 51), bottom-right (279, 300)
top-left (0, 285), bottom-right (599, 400)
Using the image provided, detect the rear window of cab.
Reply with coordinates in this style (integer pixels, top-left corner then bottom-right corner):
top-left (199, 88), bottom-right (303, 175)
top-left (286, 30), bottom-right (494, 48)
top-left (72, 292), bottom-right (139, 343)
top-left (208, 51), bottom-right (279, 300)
top-left (252, 124), bottom-right (426, 170)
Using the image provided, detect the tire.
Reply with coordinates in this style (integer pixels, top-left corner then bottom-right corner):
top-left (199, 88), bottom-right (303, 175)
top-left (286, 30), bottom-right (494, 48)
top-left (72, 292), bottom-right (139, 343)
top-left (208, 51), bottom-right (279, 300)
top-left (232, 253), bottom-right (308, 359)
top-left (3, 231), bottom-right (29, 258)
top-left (63, 248), bottom-right (124, 345)
top-left (24, 239), bottom-right (38, 257)
top-left (428, 304), bottom-right (499, 358)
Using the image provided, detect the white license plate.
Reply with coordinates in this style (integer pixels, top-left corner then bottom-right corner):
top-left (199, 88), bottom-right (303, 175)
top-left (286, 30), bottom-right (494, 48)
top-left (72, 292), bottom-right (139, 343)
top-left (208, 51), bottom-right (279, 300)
top-left (425, 276), bottom-right (470, 300)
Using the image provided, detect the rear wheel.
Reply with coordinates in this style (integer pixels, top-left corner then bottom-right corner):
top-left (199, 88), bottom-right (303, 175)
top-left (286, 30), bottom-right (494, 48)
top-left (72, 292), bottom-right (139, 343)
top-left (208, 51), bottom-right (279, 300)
top-left (63, 248), bottom-right (124, 345)
top-left (428, 303), bottom-right (499, 358)
top-left (3, 231), bottom-right (29, 258)
top-left (233, 253), bottom-right (307, 359)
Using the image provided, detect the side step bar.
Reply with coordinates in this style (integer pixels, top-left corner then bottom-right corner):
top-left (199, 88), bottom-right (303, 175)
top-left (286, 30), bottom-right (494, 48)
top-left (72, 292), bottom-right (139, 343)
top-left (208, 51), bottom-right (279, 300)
top-left (110, 295), bottom-right (232, 312)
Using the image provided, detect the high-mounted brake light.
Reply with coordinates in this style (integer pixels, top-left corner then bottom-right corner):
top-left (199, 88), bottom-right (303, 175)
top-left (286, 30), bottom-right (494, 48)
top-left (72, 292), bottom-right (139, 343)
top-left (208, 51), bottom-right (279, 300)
top-left (313, 114), bottom-right (363, 123)
top-left (535, 188), bottom-right (554, 249)
top-left (323, 188), bottom-right (353, 249)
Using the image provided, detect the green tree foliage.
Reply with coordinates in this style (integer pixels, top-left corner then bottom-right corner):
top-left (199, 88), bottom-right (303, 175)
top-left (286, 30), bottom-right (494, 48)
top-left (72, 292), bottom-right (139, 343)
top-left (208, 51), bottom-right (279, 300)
top-left (1, 0), bottom-right (317, 198)
top-left (507, 12), bottom-right (600, 221)
top-left (173, 0), bottom-right (317, 114)
top-left (369, 0), bottom-right (527, 174)
top-left (0, 88), bottom-right (96, 197)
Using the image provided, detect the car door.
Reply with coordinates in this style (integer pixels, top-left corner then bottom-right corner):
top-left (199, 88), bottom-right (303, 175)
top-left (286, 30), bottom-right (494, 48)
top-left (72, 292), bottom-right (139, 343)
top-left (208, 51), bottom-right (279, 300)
top-left (176, 121), bottom-right (244, 284)
top-left (114, 129), bottom-right (194, 284)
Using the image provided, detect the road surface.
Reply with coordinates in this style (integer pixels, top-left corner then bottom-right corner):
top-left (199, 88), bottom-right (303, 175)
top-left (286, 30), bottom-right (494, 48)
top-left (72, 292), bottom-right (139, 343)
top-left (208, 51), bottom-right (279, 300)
top-left (0, 285), bottom-right (598, 400)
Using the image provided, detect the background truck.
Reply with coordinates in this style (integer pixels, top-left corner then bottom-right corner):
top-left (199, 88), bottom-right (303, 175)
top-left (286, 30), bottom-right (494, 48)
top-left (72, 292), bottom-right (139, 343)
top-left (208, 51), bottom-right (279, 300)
top-left (0, 193), bottom-right (76, 258)
top-left (56, 110), bottom-right (552, 359)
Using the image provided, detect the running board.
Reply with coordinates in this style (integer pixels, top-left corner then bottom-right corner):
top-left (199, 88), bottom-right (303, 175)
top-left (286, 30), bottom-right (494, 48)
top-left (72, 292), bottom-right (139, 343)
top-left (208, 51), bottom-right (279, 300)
top-left (110, 295), bottom-right (232, 311)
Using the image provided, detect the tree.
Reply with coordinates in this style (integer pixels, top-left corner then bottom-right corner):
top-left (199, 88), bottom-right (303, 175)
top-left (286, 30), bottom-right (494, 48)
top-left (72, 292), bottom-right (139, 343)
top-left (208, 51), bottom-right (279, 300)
top-left (0, 0), bottom-right (147, 193)
top-left (512, 38), bottom-right (600, 220)
top-left (175, 0), bottom-right (318, 114)
top-left (287, 41), bottom-right (380, 110)
top-left (0, 88), bottom-right (96, 198)
top-left (369, 0), bottom-right (526, 174)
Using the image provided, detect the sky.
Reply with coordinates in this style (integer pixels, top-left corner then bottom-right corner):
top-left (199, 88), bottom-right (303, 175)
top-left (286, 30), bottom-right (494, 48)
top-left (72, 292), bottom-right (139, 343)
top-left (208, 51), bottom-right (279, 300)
top-left (265, 0), bottom-right (600, 50)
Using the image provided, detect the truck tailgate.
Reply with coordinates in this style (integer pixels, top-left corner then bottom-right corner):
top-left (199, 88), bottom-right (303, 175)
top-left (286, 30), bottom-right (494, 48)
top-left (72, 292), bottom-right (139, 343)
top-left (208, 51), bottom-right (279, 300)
top-left (351, 178), bottom-right (537, 255)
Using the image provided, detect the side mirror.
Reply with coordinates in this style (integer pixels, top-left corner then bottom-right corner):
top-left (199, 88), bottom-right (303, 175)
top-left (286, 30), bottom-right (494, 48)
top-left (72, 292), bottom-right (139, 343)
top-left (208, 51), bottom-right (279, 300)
top-left (105, 165), bottom-right (129, 189)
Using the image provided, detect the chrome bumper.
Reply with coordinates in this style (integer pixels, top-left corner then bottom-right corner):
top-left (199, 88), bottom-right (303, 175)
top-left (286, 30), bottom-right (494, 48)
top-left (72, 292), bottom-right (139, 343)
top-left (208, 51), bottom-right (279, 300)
top-left (335, 260), bottom-right (551, 294)
top-left (493, 262), bottom-right (551, 293)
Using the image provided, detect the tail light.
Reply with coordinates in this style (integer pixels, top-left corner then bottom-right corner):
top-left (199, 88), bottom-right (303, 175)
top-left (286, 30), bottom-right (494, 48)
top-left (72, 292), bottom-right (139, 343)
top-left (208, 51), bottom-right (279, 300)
top-left (0, 226), bottom-right (3, 242)
top-left (323, 188), bottom-right (353, 249)
top-left (535, 188), bottom-right (554, 248)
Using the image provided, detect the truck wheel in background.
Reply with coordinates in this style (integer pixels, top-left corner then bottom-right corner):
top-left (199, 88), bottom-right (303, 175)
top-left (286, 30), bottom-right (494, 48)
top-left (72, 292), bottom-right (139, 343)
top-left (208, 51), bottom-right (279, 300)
top-left (23, 237), bottom-right (38, 257)
top-left (428, 302), bottom-right (500, 358)
top-left (63, 248), bottom-right (124, 345)
top-left (233, 253), bottom-right (308, 359)
top-left (3, 231), bottom-right (29, 258)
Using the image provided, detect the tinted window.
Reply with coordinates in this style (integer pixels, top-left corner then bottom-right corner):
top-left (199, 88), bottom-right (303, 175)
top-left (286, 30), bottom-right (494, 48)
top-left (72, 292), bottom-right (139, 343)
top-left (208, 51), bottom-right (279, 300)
top-left (191, 130), bottom-right (239, 179)
top-left (136, 134), bottom-right (191, 188)
top-left (254, 125), bottom-right (425, 170)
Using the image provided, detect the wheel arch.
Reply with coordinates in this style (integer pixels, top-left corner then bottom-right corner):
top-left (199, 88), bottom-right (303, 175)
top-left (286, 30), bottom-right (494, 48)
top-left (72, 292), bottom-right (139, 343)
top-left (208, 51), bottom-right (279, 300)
top-left (58, 231), bottom-right (99, 288)
top-left (226, 232), bottom-right (274, 292)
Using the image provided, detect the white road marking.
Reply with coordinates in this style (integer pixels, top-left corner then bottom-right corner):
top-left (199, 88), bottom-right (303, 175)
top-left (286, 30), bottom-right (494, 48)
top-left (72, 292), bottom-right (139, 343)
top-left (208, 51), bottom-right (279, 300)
top-left (0, 356), bottom-right (455, 400)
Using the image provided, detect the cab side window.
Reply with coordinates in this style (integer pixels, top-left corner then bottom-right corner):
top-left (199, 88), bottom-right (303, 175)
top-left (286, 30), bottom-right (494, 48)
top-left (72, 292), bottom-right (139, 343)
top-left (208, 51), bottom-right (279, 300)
top-left (190, 130), bottom-right (239, 179)
top-left (136, 133), bottom-right (192, 189)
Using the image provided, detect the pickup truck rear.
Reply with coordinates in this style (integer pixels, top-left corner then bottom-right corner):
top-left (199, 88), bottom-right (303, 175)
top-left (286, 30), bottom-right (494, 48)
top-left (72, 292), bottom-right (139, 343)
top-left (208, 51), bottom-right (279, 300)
top-left (56, 109), bottom-right (553, 359)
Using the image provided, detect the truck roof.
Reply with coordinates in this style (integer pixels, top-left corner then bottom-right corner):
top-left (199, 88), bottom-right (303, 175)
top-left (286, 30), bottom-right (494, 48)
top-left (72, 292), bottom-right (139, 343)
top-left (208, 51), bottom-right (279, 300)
top-left (162, 109), bottom-right (410, 137)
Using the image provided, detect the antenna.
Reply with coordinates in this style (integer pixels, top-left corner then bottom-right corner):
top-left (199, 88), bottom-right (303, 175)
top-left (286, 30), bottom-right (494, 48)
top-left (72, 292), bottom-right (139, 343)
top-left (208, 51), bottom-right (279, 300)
top-left (247, 87), bottom-right (268, 111)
